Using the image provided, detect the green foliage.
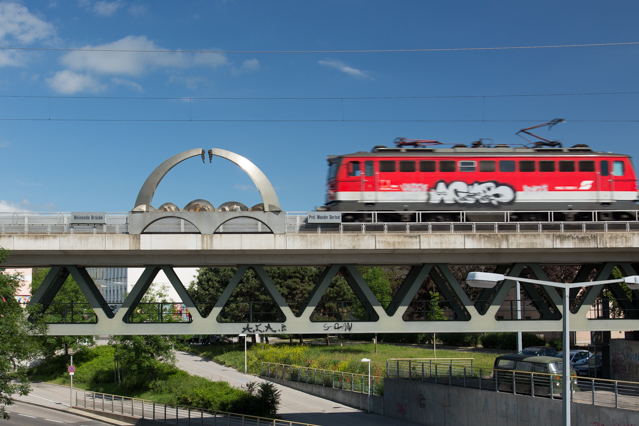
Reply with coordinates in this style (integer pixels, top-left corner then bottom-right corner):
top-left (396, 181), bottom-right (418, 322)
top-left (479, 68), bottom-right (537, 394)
top-left (0, 249), bottom-right (47, 419)
top-left (110, 335), bottom-right (176, 386)
top-left (548, 338), bottom-right (563, 351)
top-left (480, 332), bottom-right (546, 350)
top-left (438, 333), bottom-right (481, 347)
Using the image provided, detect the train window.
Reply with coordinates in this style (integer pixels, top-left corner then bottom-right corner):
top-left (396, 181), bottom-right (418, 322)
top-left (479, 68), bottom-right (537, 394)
top-left (559, 161), bottom-right (575, 172)
top-left (440, 161), bottom-right (456, 172)
top-left (365, 161), bottom-right (375, 177)
top-left (539, 161), bottom-right (555, 172)
top-left (400, 161), bottom-right (416, 172)
top-left (379, 161), bottom-right (396, 172)
top-left (613, 161), bottom-right (625, 176)
top-left (479, 161), bottom-right (495, 172)
top-left (499, 160), bottom-right (515, 172)
top-left (519, 161), bottom-right (535, 172)
top-left (420, 160), bottom-right (436, 172)
top-left (459, 161), bottom-right (476, 172)
top-left (601, 160), bottom-right (609, 176)
top-left (348, 161), bottom-right (361, 177)
top-left (579, 161), bottom-right (595, 172)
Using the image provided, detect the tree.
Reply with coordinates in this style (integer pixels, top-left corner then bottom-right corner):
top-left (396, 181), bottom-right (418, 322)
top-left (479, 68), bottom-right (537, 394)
top-left (0, 248), bottom-right (46, 419)
top-left (30, 268), bottom-right (95, 366)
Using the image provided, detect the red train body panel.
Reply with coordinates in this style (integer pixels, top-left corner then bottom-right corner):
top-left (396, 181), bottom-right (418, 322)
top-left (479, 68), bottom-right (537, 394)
top-left (323, 143), bottom-right (638, 220)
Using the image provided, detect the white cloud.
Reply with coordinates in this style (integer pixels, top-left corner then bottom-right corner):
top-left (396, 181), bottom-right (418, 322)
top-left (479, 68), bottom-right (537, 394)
top-left (194, 51), bottom-right (229, 68)
top-left (0, 200), bottom-right (26, 212)
top-left (93, 0), bottom-right (124, 16)
top-left (128, 4), bottom-right (147, 17)
top-left (111, 77), bottom-right (142, 91)
top-left (0, 141), bottom-right (10, 148)
top-left (231, 58), bottom-right (260, 76)
top-left (319, 59), bottom-right (370, 78)
top-left (46, 70), bottom-right (106, 94)
top-left (0, 2), bottom-right (55, 44)
top-left (168, 75), bottom-right (208, 90)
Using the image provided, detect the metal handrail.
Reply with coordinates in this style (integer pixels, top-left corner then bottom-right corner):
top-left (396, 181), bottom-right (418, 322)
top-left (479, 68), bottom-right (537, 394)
top-left (387, 359), bottom-right (639, 411)
top-left (261, 362), bottom-right (385, 396)
top-left (75, 389), bottom-right (318, 426)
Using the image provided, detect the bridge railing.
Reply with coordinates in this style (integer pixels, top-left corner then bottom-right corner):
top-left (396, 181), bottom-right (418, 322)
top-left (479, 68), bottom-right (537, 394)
top-left (75, 389), bottom-right (318, 426)
top-left (261, 362), bottom-right (384, 396)
top-left (0, 212), bottom-right (129, 234)
top-left (387, 359), bottom-right (639, 411)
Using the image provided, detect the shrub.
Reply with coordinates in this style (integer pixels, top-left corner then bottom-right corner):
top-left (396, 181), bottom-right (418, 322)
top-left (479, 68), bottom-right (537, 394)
top-left (548, 339), bottom-right (562, 352)
top-left (480, 332), bottom-right (546, 350)
top-left (437, 333), bottom-right (481, 347)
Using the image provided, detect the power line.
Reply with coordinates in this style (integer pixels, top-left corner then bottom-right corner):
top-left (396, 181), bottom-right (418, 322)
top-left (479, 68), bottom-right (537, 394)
top-left (1, 41), bottom-right (639, 54)
top-left (0, 118), bottom-right (636, 123)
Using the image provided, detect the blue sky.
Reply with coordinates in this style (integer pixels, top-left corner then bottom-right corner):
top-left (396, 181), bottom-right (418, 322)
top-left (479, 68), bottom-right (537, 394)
top-left (1, 0), bottom-right (639, 213)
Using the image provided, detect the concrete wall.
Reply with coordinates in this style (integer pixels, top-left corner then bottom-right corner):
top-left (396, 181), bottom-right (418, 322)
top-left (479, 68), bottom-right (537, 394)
top-left (383, 379), bottom-right (638, 426)
top-left (611, 339), bottom-right (639, 382)
top-left (263, 376), bottom-right (384, 415)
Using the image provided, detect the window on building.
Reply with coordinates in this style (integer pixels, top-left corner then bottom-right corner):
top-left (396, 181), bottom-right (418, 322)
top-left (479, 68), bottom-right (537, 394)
top-left (479, 160), bottom-right (495, 172)
top-left (539, 161), bottom-right (555, 172)
top-left (499, 160), bottom-right (515, 172)
top-left (559, 161), bottom-right (575, 172)
top-left (420, 160), bottom-right (436, 172)
top-left (379, 161), bottom-right (396, 172)
top-left (440, 161), bottom-right (456, 172)
top-left (459, 161), bottom-right (476, 172)
top-left (519, 161), bottom-right (535, 172)
top-left (399, 160), bottom-right (416, 172)
top-left (579, 161), bottom-right (595, 172)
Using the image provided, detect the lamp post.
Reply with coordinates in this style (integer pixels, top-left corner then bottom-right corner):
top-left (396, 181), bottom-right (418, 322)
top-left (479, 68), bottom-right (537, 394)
top-left (239, 334), bottom-right (247, 374)
top-left (466, 272), bottom-right (639, 426)
top-left (361, 358), bottom-right (371, 413)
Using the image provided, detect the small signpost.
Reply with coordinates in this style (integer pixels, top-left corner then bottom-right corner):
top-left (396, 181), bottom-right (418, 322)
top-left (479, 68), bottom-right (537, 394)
top-left (69, 356), bottom-right (74, 407)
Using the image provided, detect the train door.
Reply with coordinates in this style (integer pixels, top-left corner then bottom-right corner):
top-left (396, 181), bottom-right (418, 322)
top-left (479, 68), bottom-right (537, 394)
top-left (598, 160), bottom-right (612, 203)
top-left (361, 160), bottom-right (377, 202)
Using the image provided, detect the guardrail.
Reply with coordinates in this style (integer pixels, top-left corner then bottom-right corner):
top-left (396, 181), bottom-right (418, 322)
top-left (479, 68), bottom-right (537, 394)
top-left (261, 362), bottom-right (384, 396)
top-left (387, 359), bottom-right (639, 411)
top-left (75, 390), bottom-right (318, 426)
top-left (0, 212), bottom-right (129, 235)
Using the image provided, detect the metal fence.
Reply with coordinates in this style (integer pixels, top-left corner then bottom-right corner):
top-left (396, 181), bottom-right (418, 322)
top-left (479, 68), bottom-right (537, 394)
top-left (0, 212), bottom-right (129, 235)
top-left (75, 390), bottom-right (317, 426)
top-left (387, 359), bottom-right (639, 411)
top-left (261, 362), bottom-right (384, 396)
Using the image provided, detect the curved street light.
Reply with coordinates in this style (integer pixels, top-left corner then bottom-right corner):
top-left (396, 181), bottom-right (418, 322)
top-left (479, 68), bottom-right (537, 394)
top-left (466, 271), bottom-right (639, 426)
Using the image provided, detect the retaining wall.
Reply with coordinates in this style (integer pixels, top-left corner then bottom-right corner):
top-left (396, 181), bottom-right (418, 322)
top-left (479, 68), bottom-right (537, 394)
top-left (383, 378), bottom-right (638, 426)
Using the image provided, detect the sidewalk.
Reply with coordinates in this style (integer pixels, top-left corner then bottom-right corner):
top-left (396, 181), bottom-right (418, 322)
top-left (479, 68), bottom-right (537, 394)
top-left (175, 351), bottom-right (419, 426)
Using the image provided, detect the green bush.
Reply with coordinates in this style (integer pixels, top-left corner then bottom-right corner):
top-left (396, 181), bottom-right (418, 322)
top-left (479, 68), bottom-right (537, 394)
top-left (480, 333), bottom-right (546, 350)
top-left (437, 333), bottom-right (481, 347)
top-left (548, 339), bottom-right (562, 352)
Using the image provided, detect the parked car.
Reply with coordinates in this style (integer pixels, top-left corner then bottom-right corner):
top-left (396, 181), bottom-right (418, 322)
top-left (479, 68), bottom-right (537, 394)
top-left (557, 350), bottom-right (592, 368)
top-left (518, 346), bottom-right (559, 357)
top-left (494, 354), bottom-right (576, 396)
top-left (575, 353), bottom-right (603, 377)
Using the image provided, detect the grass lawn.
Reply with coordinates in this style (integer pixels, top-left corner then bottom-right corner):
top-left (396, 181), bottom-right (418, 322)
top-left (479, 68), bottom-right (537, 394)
top-left (187, 340), bottom-right (508, 378)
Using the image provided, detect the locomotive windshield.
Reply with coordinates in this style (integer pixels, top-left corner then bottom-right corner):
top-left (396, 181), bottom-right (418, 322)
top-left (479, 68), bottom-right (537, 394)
top-left (327, 158), bottom-right (342, 181)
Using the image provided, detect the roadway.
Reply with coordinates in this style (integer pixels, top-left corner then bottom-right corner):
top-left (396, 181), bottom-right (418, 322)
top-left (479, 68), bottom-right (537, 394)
top-left (5, 399), bottom-right (120, 426)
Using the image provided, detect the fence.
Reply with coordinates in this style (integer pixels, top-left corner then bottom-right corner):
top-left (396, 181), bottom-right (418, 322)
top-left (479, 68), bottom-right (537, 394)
top-left (75, 390), bottom-right (318, 426)
top-left (387, 359), bottom-right (639, 411)
top-left (261, 362), bottom-right (384, 396)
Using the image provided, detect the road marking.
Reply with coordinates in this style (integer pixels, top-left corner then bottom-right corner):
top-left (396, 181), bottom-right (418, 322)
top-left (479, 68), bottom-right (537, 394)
top-left (45, 419), bottom-right (63, 423)
top-left (19, 414), bottom-right (37, 418)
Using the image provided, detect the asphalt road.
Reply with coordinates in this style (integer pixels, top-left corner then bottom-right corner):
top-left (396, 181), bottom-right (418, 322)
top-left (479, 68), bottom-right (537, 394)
top-left (4, 401), bottom-right (112, 426)
top-left (175, 350), bottom-right (419, 426)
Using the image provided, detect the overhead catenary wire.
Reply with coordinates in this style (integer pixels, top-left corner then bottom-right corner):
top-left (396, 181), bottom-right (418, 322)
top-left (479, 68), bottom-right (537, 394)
top-left (1, 41), bottom-right (639, 54)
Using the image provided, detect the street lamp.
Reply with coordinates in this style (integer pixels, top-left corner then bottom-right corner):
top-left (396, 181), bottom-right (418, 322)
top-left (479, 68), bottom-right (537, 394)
top-left (466, 272), bottom-right (639, 426)
top-left (239, 334), bottom-right (247, 374)
top-left (361, 358), bottom-right (371, 413)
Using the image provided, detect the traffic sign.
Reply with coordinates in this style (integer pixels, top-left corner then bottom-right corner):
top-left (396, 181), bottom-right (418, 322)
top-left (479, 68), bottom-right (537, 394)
top-left (68, 365), bottom-right (75, 375)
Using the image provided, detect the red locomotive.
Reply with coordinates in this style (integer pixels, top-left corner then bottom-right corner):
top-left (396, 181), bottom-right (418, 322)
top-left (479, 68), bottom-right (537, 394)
top-left (322, 121), bottom-right (638, 222)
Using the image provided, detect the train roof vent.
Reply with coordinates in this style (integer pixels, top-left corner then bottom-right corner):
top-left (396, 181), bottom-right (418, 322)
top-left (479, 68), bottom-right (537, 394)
top-left (452, 144), bottom-right (467, 148)
top-left (568, 144), bottom-right (592, 152)
top-left (372, 145), bottom-right (387, 152)
top-left (494, 144), bottom-right (510, 148)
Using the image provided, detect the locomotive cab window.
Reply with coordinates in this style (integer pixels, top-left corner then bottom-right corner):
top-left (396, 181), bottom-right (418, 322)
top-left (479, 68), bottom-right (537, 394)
top-left (420, 160), bottom-right (436, 172)
top-left (379, 160), bottom-right (396, 173)
top-left (365, 161), bottom-right (375, 177)
top-left (540, 161), bottom-right (555, 172)
top-left (499, 160), bottom-right (515, 172)
top-left (579, 161), bottom-right (595, 172)
top-left (559, 161), bottom-right (575, 172)
top-left (459, 161), bottom-right (476, 172)
top-left (600, 160), bottom-right (609, 176)
top-left (519, 161), bottom-right (535, 172)
top-left (613, 161), bottom-right (625, 176)
top-left (348, 161), bottom-right (361, 176)
top-left (440, 161), bottom-right (456, 172)
top-left (479, 161), bottom-right (495, 172)
top-left (400, 160), bottom-right (416, 172)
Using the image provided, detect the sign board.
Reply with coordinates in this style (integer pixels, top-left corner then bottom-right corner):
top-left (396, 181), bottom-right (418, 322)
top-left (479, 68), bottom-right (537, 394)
top-left (68, 365), bottom-right (75, 375)
top-left (307, 212), bottom-right (342, 223)
top-left (70, 212), bottom-right (106, 224)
